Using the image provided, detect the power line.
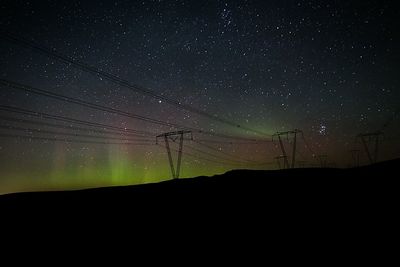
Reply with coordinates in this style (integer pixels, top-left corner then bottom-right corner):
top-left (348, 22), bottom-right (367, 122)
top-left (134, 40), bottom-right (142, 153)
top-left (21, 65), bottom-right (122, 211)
top-left (0, 115), bottom-right (154, 138)
top-left (0, 105), bottom-right (155, 136)
top-left (0, 121), bottom-right (274, 170)
top-left (157, 143), bottom-right (255, 167)
top-left (1, 122), bottom-right (269, 167)
top-left (191, 139), bottom-right (265, 164)
top-left (1, 114), bottom-right (273, 149)
top-left (1, 31), bottom-right (271, 137)
top-left (185, 146), bottom-right (273, 167)
top-left (189, 138), bottom-right (272, 145)
top-left (0, 133), bottom-right (156, 146)
top-left (0, 79), bottom-right (271, 141)
top-left (0, 124), bottom-right (155, 143)
top-left (185, 143), bottom-right (251, 165)
top-left (185, 142), bottom-right (273, 166)
top-left (0, 79), bottom-right (191, 130)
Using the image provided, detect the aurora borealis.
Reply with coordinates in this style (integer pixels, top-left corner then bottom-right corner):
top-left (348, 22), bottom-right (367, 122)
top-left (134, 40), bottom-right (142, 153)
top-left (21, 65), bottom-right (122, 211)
top-left (1, 0), bottom-right (399, 194)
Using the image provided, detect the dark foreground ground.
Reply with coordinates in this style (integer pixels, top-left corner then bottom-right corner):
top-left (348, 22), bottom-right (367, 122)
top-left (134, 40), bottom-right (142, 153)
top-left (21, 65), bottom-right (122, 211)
top-left (1, 159), bottom-right (397, 253)
top-left (1, 159), bottom-right (397, 210)
top-left (1, 160), bottom-right (397, 262)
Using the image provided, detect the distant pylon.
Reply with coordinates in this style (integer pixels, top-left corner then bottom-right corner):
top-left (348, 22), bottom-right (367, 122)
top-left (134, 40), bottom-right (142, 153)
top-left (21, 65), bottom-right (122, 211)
top-left (356, 132), bottom-right (383, 165)
top-left (274, 155), bottom-right (288, 169)
top-left (156, 130), bottom-right (192, 179)
top-left (349, 149), bottom-right (360, 167)
top-left (297, 160), bottom-right (307, 168)
top-left (317, 155), bottom-right (327, 168)
top-left (272, 129), bottom-right (302, 169)
top-left (327, 162), bottom-right (337, 168)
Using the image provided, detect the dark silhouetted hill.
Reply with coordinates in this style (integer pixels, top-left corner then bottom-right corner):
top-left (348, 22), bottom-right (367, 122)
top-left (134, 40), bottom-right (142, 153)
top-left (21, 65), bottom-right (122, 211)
top-left (1, 158), bottom-right (397, 254)
top-left (1, 159), bottom-right (398, 211)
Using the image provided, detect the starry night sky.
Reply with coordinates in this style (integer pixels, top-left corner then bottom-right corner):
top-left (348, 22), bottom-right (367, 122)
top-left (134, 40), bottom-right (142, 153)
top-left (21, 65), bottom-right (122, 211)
top-left (1, 0), bottom-right (399, 193)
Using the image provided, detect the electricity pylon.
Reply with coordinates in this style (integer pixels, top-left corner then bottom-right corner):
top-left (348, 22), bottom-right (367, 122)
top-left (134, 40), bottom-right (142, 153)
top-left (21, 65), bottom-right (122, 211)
top-left (356, 132), bottom-right (383, 165)
top-left (317, 155), bottom-right (327, 168)
top-left (272, 129), bottom-right (302, 169)
top-left (349, 149), bottom-right (360, 167)
top-left (297, 160), bottom-right (308, 168)
top-left (156, 130), bottom-right (192, 179)
top-left (274, 155), bottom-right (288, 169)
